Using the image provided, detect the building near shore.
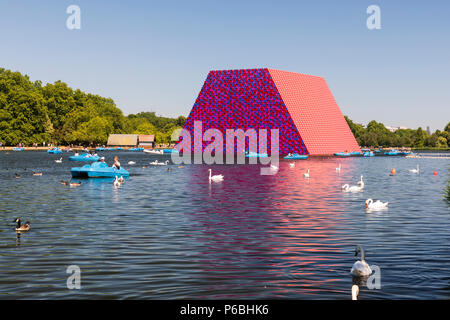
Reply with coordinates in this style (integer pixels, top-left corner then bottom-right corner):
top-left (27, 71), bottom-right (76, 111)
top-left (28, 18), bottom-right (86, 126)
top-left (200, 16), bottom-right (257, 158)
top-left (107, 134), bottom-right (138, 146)
top-left (138, 134), bottom-right (155, 148)
top-left (181, 68), bottom-right (360, 155)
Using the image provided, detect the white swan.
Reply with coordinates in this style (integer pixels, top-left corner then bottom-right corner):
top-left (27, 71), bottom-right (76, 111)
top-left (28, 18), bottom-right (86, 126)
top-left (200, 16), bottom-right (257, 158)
top-left (128, 161), bottom-right (136, 165)
top-left (336, 164), bottom-right (341, 173)
top-left (55, 157), bottom-right (63, 163)
top-left (150, 160), bottom-right (169, 166)
top-left (409, 164), bottom-right (419, 174)
top-left (113, 176), bottom-right (121, 187)
top-left (289, 162), bottom-right (295, 168)
top-left (351, 245), bottom-right (372, 277)
top-left (209, 169), bottom-right (224, 182)
top-left (352, 285), bottom-right (359, 300)
top-left (342, 175), bottom-right (364, 192)
top-left (365, 198), bottom-right (388, 210)
top-left (303, 169), bottom-right (310, 178)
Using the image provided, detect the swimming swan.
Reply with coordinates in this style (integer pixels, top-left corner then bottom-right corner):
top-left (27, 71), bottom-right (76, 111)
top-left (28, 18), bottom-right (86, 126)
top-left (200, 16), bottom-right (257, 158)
top-left (409, 164), bottom-right (419, 174)
top-left (342, 176), bottom-right (364, 192)
top-left (351, 245), bottom-right (372, 277)
top-left (150, 160), bottom-right (169, 166)
top-left (289, 162), bottom-right (295, 168)
top-left (128, 161), bottom-right (136, 165)
top-left (55, 157), bottom-right (63, 163)
top-left (209, 169), bottom-right (224, 182)
top-left (303, 169), bottom-right (310, 178)
top-left (352, 285), bottom-right (359, 300)
top-left (336, 164), bottom-right (341, 173)
top-left (365, 198), bottom-right (388, 210)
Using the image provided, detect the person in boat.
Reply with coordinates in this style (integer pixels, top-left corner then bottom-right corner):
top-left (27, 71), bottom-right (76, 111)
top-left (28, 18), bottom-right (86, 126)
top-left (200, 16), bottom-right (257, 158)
top-left (113, 156), bottom-right (121, 170)
top-left (74, 152), bottom-right (79, 156)
top-left (99, 156), bottom-right (106, 163)
top-left (288, 153), bottom-right (292, 157)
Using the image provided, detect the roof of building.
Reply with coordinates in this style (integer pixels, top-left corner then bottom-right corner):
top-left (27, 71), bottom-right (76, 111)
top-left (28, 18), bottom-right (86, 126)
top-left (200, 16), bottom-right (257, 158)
top-left (107, 134), bottom-right (138, 146)
top-left (138, 135), bottom-right (155, 142)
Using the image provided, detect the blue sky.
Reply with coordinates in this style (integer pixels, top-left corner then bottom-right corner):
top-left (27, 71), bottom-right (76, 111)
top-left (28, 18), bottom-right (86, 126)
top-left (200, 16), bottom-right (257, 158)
top-left (0, 0), bottom-right (449, 131)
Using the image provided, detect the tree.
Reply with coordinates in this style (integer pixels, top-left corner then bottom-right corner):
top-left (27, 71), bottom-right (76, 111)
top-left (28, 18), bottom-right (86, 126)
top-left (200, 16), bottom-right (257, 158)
top-left (413, 127), bottom-right (426, 148)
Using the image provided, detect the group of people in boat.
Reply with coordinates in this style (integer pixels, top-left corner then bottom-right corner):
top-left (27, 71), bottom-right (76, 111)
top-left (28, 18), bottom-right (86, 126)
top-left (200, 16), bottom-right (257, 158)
top-left (99, 156), bottom-right (121, 170)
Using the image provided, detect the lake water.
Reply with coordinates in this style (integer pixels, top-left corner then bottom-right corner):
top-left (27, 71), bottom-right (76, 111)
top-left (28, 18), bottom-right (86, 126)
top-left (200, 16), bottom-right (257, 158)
top-left (0, 151), bottom-right (449, 299)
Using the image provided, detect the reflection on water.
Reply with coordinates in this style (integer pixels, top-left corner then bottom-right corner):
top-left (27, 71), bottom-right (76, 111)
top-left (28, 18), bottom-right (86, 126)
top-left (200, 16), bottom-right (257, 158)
top-left (0, 151), bottom-right (449, 299)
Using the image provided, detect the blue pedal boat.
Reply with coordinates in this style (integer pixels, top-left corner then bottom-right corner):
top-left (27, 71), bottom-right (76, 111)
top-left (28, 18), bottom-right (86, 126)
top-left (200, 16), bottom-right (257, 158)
top-left (13, 147), bottom-right (24, 151)
top-left (71, 162), bottom-right (130, 178)
top-left (129, 147), bottom-right (144, 152)
top-left (47, 147), bottom-right (63, 154)
top-left (384, 150), bottom-right (399, 156)
top-left (363, 151), bottom-right (374, 157)
top-left (284, 153), bottom-right (308, 160)
top-left (246, 152), bottom-right (268, 158)
top-left (69, 153), bottom-right (100, 161)
top-left (334, 152), bottom-right (351, 157)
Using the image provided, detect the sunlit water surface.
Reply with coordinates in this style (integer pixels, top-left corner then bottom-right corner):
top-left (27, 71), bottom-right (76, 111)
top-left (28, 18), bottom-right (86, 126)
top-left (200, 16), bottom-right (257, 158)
top-left (0, 151), bottom-right (449, 299)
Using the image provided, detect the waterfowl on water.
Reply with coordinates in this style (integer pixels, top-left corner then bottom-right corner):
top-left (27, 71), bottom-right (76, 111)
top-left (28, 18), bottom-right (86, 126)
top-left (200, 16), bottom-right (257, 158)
top-left (208, 169), bottom-right (224, 182)
top-left (113, 176), bottom-right (121, 187)
top-left (33, 172), bottom-right (42, 176)
top-left (178, 166), bottom-right (184, 168)
top-left (351, 245), bottom-right (372, 277)
top-left (303, 169), bottom-right (310, 178)
top-left (118, 176), bottom-right (125, 183)
top-left (142, 165), bottom-right (147, 168)
top-left (15, 173), bottom-right (20, 179)
top-left (336, 164), bottom-right (341, 173)
top-left (69, 182), bottom-right (81, 187)
top-left (352, 285), bottom-right (359, 300)
top-left (61, 180), bottom-right (69, 185)
top-left (289, 162), bottom-right (295, 168)
top-left (342, 176), bottom-right (364, 192)
top-left (365, 198), bottom-right (388, 210)
top-left (128, 161), bottom-right (136, 165)
top-left (55, 157), bottom-right (63, 163)
top-left (409, 164), bottom-right (419, 174)
top-left (14, 218), bottom-right (30, 232)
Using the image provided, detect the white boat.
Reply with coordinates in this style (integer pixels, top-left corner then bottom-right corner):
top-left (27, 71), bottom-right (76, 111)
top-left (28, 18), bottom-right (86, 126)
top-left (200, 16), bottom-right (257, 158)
top-left (143, 149), bottom-right (164, 155)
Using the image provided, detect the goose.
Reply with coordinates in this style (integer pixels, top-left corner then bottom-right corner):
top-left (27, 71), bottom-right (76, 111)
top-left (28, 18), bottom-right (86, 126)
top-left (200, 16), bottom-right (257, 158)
top-left (113, 176), bottom-right (121, 187)
top-left (352, 285), bottom-right (359, 300)
top-left (351, 245), bottom-right (372, 277)
top-left (303, 169), bottom-right (310, 178)
top-left (289, 162), bottom-right (295, 168)
top-left (128, 161), bottom-right (136, 165)
top-left (55, 157), bottom-right (63, 163)
top-left (208, 169), bottom-right (224, 182)
top-left (33, 172), bottom-right (42, 176)
top-left (14, 218), bottom-right (30, 232)
top-left (409, 164), bottom-right (419, 174)
top-left (336, 164), bottom-right (341, 173)
top-left (15, 173), bottom-right (20, 179)
top-left (365, 198), bottom-right (388, 210)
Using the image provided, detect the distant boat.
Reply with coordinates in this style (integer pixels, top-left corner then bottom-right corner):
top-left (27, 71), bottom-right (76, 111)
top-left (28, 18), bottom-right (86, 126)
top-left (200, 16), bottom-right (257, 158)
top-left (13, 147), bottom-right (24, 151)
top-left (284, 153), bottom-right (308, 160)
top-left (363, 151), bottom-right (374, 157)
top-left (334, 152), bottom-right (351, 157)
top-left (69, 153), bottom-right (100, 162)
top-left (384, 150), bottom-right (399, 156)
top-left (129, 147), bottom-right (144, 152)
top-left (351, 151), bottom-right (362, 156)
top-left (96, 147), bottom-right (106, 151)
top-left (246, 152), bottom-right (268, 158)
top-left (47, 147), bottom-right (63, 154)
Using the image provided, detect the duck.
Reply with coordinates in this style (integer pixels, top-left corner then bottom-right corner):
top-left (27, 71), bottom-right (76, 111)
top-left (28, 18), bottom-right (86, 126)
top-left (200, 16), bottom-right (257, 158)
top-left (365, 198), bottom-right (388, 210)
top-left (142, 165), bottom-right (148, 168)
top-left (178, 166), bottom-right (185, 168)
top-left (15, 173), bottom-right (20, 179)
top-left (14, 218), bottom-right (30, 232)
top-left (33, 172), bottom-right (42, 176)
top-left (167, 168), bottom-right (172, 172)
top-left (351, 245), bottom-right (372, 277)
top-left (409, 164), bottom-right (419, 174)
top-left (61, 180), bottom-right (69, 185)
top-left (128, 161), bottom-right (136, 165)
top-left (208, 169), bottom-right (224, 182)
top-left (352, 285), bottom-right (359, 300)
top-left (289, 162), bottom-right (295, 168)
top-left (55, 157), bottom-right (63, 163)
top-left (336, 164), bottom-right (341, 173)
top-left (303, 169), bottom-right (310, 178)
top-left (69, 182), bottom-right (82, 187)
top-left (113, 176), bottom-right (121, 187)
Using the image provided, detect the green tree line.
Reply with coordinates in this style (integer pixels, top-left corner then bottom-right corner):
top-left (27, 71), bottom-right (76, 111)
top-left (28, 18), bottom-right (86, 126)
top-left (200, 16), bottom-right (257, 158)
top-left (0, 68), bottom-right (185, 146)
top-left (345, 117), bottom-right (450, 149)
